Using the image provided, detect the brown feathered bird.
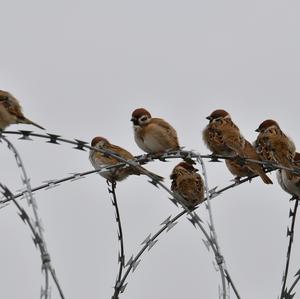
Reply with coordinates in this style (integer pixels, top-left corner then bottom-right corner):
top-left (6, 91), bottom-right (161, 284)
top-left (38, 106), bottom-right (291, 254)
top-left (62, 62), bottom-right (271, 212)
top-left (89, 136), bottom-right (164, 183)
top-left (203, 109), bottom-right (245, 157)
top-left (170, 162), bottom-right (204, 208)
top-left (131, 108), bottom-right (180, 154)
top-left (203, 109), bottom-right (273, 184)
top-left (255, 119), bottom-right (296, 179)
top-left (0, 90), bottom-right (44, 130)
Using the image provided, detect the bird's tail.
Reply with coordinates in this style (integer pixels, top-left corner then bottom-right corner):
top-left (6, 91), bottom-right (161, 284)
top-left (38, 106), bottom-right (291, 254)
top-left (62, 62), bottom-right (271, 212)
top-left (129, 165), bottom-right (164, 182)
top-left (259, 171), bottom-right (273, 184)
top-left (20, 117), bottom-right (45, 130)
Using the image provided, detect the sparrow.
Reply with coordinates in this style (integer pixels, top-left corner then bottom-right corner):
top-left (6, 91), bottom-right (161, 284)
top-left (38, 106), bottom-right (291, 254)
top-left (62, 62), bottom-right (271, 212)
top-left (170, 161), bottom-right (204, 208)
top-left (131, 108), bottom-right (180, 154)
top-left (276, 152), bottom-right (300, 198)
top-left (254, 119), bottom-right (296, 179)
top-left (0, 90), bottom-right (44, 130)
top-left (225, 140), bottom-right (273, 184)
top-left (203, 109), bottom-right (245, 157)
top-left (89, 136), bottom-right (164, 183)
top-left (203, 109), bottom-right (272, 184)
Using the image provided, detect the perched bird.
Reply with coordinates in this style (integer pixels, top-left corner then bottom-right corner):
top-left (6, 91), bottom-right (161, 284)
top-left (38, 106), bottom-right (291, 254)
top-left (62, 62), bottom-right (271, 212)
top-left (170, 162), bottom-right (204, 208)
top-left (277, 152), bottom-right (300, 198)
top-left (254, 119), bottom-right (296, 179)
top-left (203, 109), bottom-right (272, 184)
top-left (225, 140), bottom-right (273, 184)
top-left (0, 90), bottom-right (44, 130)
top-left (203, 109), bottom-right (245, 157)
top-left (89, 136), bottom-right (164, 183)
top-left (131, 108), bottom-right (180, 154)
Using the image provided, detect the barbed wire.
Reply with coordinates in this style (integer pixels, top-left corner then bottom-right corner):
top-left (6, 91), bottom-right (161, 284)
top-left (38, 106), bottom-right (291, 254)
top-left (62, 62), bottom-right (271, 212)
top-left (196, 153), bottom-right (229, 299)
top-left (286, 268), bottom-right (300, 299)
top-left (2, 130), bottom-right (300, 176)
top-left (0, 135), bottom-right (65, 299)
top-left (280, 197), bottom-right (299, 299)
top-left (1, 130), bottom-right (299, 298)
top-left (0, 182), bottom-right (53, 298)
top-left (107, 181), bottom-right (126, 296)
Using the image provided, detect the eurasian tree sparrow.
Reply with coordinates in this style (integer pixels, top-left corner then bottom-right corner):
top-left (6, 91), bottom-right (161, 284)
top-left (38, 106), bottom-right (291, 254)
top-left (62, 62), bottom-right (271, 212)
top-left (203, 109), bottom-right (245, 157)
top-left (170, 162), bottom-right (204, 208)
top-left (89, 136), bottom-right (163, 183)
top-left (131, 108), bottom-right (180, 154)
top-left (0, 90), bottom-right (44, 130)
top-left (255, 119), bottom-right (296, 179)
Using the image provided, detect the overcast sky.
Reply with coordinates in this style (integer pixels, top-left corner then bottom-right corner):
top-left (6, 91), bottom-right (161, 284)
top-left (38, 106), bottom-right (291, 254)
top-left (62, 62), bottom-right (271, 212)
top-left (1, 0), bottom-right (300, 298)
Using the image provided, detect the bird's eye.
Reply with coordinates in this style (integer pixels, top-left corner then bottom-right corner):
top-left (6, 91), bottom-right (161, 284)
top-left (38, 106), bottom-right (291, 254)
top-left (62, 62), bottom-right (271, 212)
top-left (140, 116), bottom-right (147, 122)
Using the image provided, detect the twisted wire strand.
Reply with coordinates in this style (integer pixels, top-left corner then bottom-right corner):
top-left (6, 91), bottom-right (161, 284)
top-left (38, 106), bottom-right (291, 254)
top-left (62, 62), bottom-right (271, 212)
top-left (0, 136), bottom-right (65, 299)
top-left (2, 130), bottom-right (300, 175)
top-left (0, 183), bottom-right (52, 298)
top-left (196, 153), bottom-right (229, 299)
top-left (107, 181), bottom-right (126, 295)
top-left (0, 130), bottom-right (283, 298)
top-left (280, 198), bottom-right (299, 298)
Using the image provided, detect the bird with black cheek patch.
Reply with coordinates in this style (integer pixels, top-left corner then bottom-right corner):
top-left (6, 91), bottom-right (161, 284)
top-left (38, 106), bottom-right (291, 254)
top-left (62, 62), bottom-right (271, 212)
top-left (203, 109), bottom-right (273, 184)
top-left (131, 108), bottom-right (180, 155)
top-left (277, 152), bottom-right (300, 198)
top-left (89, 136), bottom-right (164, 183)
top-left (0, 90), bottom-right (44, 130)
top-left (170, 162), bottom-right (204, 208)
top-left (203, 109), bottom-right (244, 157)
top-left (254, 119), bottom-right (296, 179)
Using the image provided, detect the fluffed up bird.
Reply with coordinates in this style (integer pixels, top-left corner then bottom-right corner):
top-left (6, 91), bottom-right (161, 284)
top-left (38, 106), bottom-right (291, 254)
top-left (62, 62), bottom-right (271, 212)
top-left (170, 162), bottom-right (204, 208)
top-left (254, 119), bottom-right (296, 179)
top-left (276, 152), bottom-right (300, 198)
top-left (203, 109), bottom-right (245, 157)
top-left (89, 136), bottom-right (164, 183)
top-left (203, 109), bottom-right (273, 184)
top-left (0, 90), bottom-right (44, 130)
top-left (131, 108), bottom-right (180, 154)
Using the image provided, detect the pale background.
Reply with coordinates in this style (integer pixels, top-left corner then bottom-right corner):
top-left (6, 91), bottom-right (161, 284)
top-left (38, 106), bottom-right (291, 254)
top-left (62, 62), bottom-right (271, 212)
top-left (0, 0), bottom-right (300, 298)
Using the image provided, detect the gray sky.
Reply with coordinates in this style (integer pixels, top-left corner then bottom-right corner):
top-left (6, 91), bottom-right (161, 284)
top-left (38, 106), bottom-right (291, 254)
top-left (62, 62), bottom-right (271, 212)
top-left (1, 0), bottom-right (300, 298)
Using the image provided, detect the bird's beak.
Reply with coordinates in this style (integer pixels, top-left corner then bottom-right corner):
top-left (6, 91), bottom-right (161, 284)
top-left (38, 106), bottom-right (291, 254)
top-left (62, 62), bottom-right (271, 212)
top-left (22, 118), bottom-right (45, 130)
top-left (131, 118), bottom-right (139, 126)
top-left (206, 116), bottom-right (212, 120)
top-left (255, 128), bottom-right (260, 132)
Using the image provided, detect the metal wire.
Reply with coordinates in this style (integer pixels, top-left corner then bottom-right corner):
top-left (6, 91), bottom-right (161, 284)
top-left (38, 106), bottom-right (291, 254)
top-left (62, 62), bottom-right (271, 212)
top-left (0, 136), bottom-right (65, 299)
top-left (1, 130), bottom-right (299, 298)
top-left (280, 198), bottom-right (299, 298)
top-left (107, 181), bottom-right (126, 296)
